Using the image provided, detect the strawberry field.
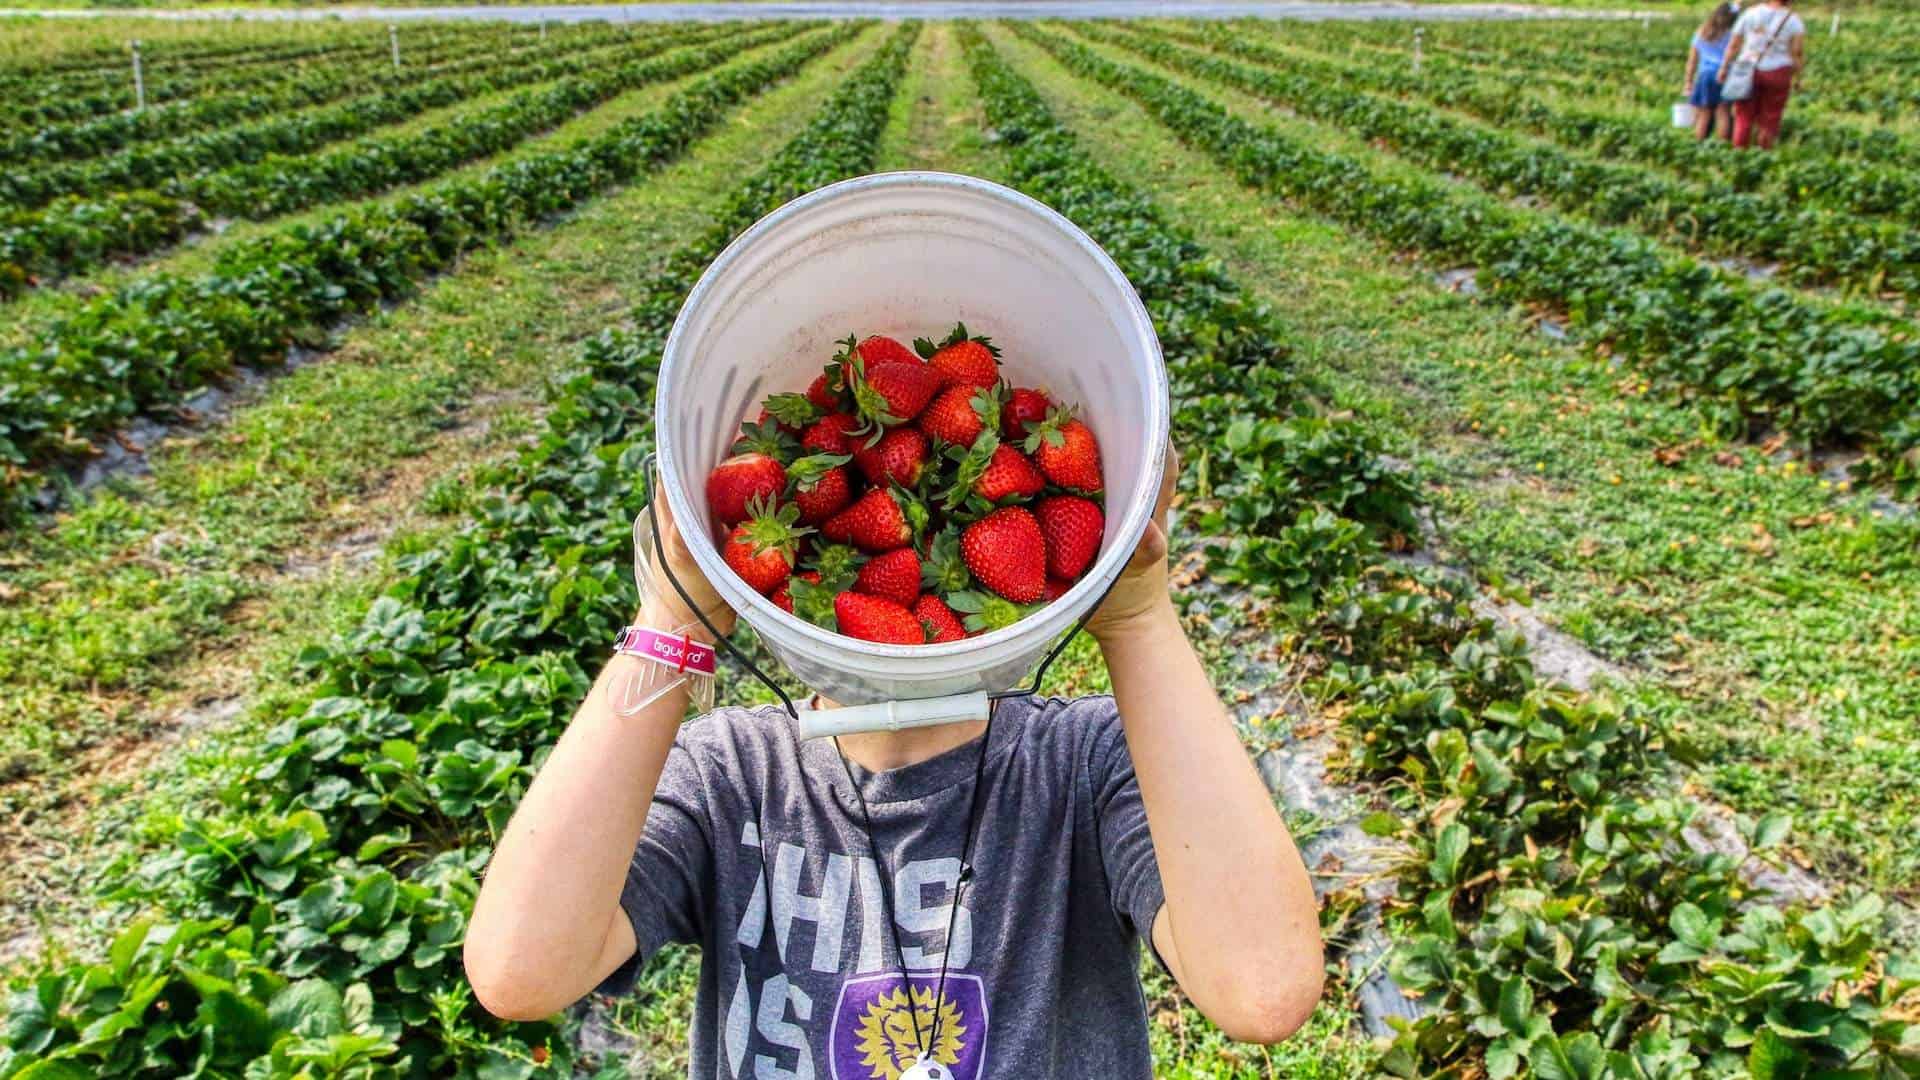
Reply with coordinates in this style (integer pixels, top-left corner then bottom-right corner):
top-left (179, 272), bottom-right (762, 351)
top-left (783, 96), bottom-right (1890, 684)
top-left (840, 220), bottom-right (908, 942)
top-left (2, 11), bottom-right (1918, 1078)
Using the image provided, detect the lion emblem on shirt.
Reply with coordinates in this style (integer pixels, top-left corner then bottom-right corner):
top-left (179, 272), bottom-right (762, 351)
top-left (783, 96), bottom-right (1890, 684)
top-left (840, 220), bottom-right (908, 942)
top-left (829, 973), bottom-right (988, 1080)
top-left (852, 984), bottom-right (965, 1079)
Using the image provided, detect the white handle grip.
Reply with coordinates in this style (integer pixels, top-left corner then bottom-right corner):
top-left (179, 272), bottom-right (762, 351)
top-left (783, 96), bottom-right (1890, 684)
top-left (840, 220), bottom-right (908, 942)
top-left (795, 692), bottom-right (992, 740)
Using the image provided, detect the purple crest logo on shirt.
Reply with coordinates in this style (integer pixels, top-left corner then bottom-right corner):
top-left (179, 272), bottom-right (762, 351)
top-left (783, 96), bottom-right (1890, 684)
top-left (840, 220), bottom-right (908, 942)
top-left (827, 972), bottom-right (989, 1080)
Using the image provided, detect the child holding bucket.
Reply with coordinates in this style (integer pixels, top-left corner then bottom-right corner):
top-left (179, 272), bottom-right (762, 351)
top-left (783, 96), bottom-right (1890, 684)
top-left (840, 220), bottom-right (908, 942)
top-left (467, 449), bottom-right (1326, 1076)
top-left (1682, 2), bottom-right (1739, 141)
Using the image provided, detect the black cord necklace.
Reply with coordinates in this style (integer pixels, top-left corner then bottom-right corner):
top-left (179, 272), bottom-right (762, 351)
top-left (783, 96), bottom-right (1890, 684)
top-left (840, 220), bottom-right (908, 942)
top-left (832, 707), bottom-right (995, 1080)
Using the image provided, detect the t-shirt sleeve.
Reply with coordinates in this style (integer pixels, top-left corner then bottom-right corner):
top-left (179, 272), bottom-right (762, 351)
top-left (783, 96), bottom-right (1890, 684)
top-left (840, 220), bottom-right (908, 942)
top-left (595, 733), bottom-right (714, 996)
top-left (1086, 703), bottom-right (1166, 952)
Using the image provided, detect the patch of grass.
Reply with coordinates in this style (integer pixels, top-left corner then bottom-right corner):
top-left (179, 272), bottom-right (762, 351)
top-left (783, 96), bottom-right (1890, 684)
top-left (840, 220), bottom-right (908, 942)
top-left (990, 20), bottom-right (1920, 896)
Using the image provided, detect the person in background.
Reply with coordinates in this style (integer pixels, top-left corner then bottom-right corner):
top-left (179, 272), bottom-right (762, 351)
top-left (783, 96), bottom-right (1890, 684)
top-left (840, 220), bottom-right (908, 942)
top-left (1721, 0), bottom-right (1806, 149)
top-left (1683, 2), bottom-right (1739, 141)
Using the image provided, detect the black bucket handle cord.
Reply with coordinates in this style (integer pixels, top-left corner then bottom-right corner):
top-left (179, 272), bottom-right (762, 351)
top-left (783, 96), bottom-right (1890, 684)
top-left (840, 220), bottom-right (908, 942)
top-left (637, 450), bottom-right (1118, 721)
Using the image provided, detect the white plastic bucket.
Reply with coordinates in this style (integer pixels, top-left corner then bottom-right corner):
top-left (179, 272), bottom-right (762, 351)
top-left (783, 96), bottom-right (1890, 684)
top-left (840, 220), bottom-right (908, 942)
top-left (1672, 102), bottom-right (1697, 128)
top-left (655, 172), bottom-right (1170, 708)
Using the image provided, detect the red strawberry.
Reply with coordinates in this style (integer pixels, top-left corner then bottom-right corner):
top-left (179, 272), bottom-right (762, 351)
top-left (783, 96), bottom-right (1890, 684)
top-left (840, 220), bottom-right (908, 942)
top-left (706, 452), bottom-right (785, 527)
top-left (921, 323), bottom-right (1000, 388)
top-left (785, 569), bottom-right (840, 627)
top-left (1043, 577), bottom-right (1072, 602)
top-left (773, 569), bottom-right (820, 614)
top-left (975, 443), bottom-right (1045, 503)
top-left (1002, 387), bottom-right (1051, 440)
top-left (721, 498), bottom-right (809, 595)
top-left (759, 392), bottom-right (818, 434)
top-left (919, 528), bottom-right (973, 595)
top-left (835, 592), bottom-right (924, 645)
top-left (914, 595), bottom-right (967, 643)
top-left (731, 419), bottom-right (798, 460)
top-left (802, 412), bottom-right (861, 456)
top-left (853, 426), bottom-right (928, 487)
top-left (787, 453), bottom-right (853, 525)
top-left (855, 548), bottom-right (922, 608)
top-left (948, 588), bottom-right (1035, 634)
top-left (856, 335), bottom-right (921, 368)
top-left (852, 361), bottom-right (942, 427)
top-left (961, 506), bottom-right (1047, 603)
top-left (822, 487), bottom-right (915, 552)
top-left (917, 383), bottom-right (999, 448)
top-left (1026, 410), bottom-right (1103, 494)
top-left (806, 371), bottom-right (845, 411)
top-left (1036, 495), bottom-right (1103, 579)
top-left (805, 543), bottom-right (866, 591)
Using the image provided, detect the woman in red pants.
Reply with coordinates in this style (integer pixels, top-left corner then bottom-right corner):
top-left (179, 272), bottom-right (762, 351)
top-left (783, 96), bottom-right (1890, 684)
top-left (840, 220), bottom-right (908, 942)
top-left (1720, 0), bottom-right (1807, 149)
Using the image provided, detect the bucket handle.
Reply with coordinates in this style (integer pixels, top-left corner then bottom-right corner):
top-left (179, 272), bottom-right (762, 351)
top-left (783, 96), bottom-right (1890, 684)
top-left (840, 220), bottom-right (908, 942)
top-left (639, 451), bottom-right (1117, 729)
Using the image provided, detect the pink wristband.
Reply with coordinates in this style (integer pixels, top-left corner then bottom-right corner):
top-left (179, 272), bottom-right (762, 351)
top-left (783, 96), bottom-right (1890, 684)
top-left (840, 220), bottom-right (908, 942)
top-left (613, 626), bottom-right (717, 676)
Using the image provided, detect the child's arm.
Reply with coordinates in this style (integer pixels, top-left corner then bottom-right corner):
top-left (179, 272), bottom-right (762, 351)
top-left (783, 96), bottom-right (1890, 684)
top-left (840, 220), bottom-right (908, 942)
top-left (465, 491), bottom-right (733, 1021)
top-left (1088, 450), bottom-right (1324, 1044)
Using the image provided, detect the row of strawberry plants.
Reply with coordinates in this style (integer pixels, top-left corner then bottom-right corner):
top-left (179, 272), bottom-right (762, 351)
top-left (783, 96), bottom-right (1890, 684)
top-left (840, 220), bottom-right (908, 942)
top-left (1217, 22), bottom-right (1920, 228)
top-left (0, 25), bottom-right (713, 210)
top-left (0, 31), bottom-right (381, 79)
top-left (0, 23), bottom-right (763, 297)
top-left (1462, 22), bottom-right (1920, 111)
top-left (0, 23), bottom-right (916, 1077)
top-left (0, 32), bottom-right (401, 102)
top-left (0, 25), bottom-right (516, 131)
top-left (1016, 24), bottom-right (1920, 485)
top-left (0, 23), bottom-right (850, 516)
top-left (984, 25), bottom-right (1920, 1075)
top-left (1459, 23), bottom-right (1912, 116)
top-left (1320, 527), bottom-right (1919, 1076)
top-left (1294, 18), bottom-right (1920, 120)
top-left (1310, 28), bottom-right (1920, 174)
top-left (1100, 24), bottom-right (1920, 306)
top-left (0, 22), bottom-right (640, 168)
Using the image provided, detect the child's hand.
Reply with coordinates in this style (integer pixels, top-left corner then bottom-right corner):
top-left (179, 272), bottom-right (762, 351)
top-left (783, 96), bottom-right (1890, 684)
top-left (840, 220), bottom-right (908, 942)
top-left (1086, 446), bottom-right (1179, 643)
top-left (639, 472), bottom-right (737, 637)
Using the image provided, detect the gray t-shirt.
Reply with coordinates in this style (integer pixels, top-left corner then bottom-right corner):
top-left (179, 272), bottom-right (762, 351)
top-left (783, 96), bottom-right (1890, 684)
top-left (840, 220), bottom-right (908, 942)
top-left (599, 694), bottom-right (1166, 1080)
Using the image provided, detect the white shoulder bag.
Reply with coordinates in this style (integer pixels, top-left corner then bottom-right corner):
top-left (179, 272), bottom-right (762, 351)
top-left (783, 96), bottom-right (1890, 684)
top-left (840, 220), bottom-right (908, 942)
top-left (1722, 10), bottom-right (1791, 101)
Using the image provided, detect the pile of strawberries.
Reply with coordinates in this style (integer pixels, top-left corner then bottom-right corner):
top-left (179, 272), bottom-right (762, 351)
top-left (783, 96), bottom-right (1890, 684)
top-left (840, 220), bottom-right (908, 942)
top-left (702, 324), bottom-right (1105, 644)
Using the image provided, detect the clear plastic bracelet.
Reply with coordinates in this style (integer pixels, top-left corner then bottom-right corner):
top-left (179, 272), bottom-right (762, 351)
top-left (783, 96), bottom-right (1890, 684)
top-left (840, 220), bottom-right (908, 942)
top-left (611, 510), bottom-right (718, 718)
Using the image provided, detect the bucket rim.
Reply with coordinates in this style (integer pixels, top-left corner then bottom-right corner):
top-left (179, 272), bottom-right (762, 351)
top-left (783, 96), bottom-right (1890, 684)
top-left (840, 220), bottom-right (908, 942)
top-left (657, 170), bottom-right (1170, 663)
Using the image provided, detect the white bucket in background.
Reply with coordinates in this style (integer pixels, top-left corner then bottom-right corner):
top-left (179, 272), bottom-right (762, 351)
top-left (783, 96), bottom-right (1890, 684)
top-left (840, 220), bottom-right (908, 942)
top-left (655, 172), bottom-right (1171, 707)
top-left (1672, 102), bottom-right (1697, 128)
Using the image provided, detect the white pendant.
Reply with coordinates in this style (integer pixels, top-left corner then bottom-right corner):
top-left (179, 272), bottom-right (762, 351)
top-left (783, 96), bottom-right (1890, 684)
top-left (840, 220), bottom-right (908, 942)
top-left (900, 1056), bottom-right (951, 1080)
